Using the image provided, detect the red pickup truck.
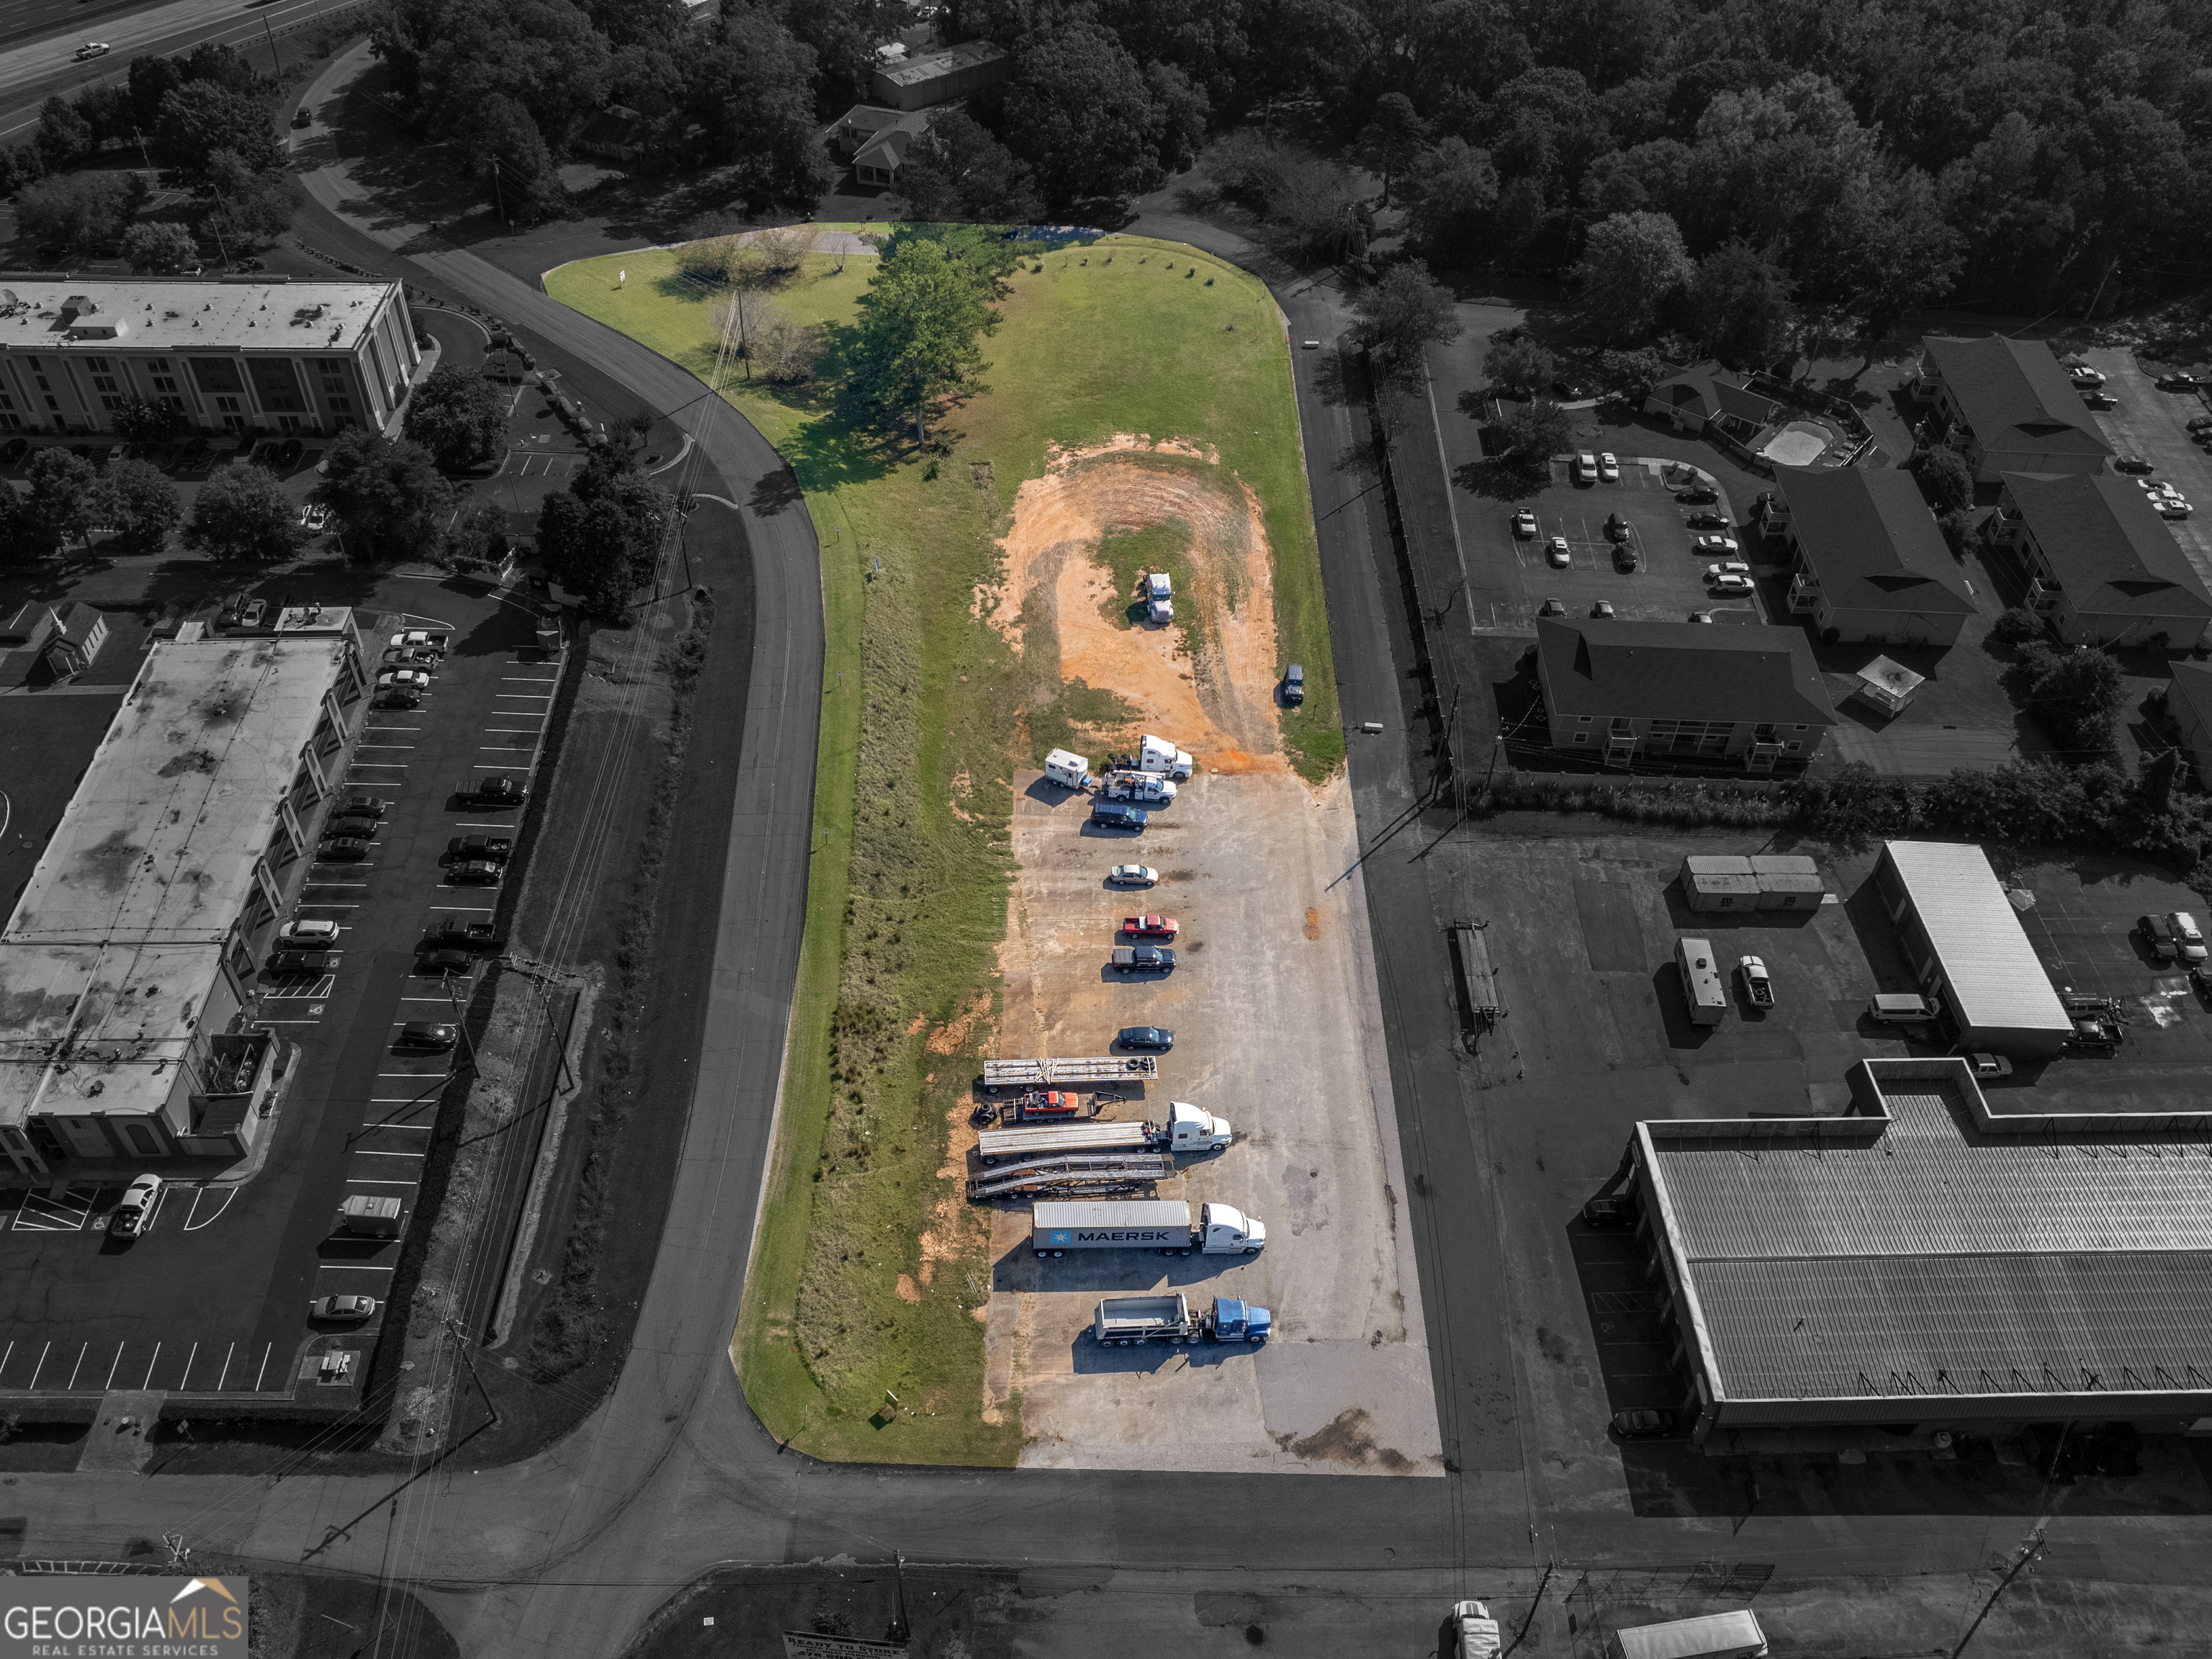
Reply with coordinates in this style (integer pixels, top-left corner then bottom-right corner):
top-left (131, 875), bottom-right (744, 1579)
top-left (1121, 915), bottom-right (1179, 938)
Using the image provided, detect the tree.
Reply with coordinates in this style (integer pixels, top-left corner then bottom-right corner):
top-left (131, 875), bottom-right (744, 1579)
top-left (1572, 210), bottom-right (1694, 339)
top-left (1689, 240), bottom-right (1797, 368)
top-left (1004, 19), bottom-right (1164, 208)
top-left (1146, 60), bottom-right (1209, 176)
top-left (1403, 138), bottom-right (1498, 258)
top-left (24, 449), bottom-right (100, 552)
top-left (1988, 606), bottom-right (2042, 646)
top-left (184, 465), bottom-right (305, 561)
top-left (15, 172), bottom-right (142, 253)
top-left (1356, 92), bottom-right (1430, 207)
top-left (91, 460), bottom-right (181, 555)
top-left (156, 81), bottom-right (282, 182)
top-left (1910, 446), bottom-right (1974, 513)
top-left (1352, 258), bottom-right (1463, 391)
top-left (848, 236), bottom-right (1001, 444)
top-left (1497, 398), bottom-right (1575, 471)
top-left (462, 94), bottom-right (566, 225)
top-left (33, 96), bottom-right (90, 169)
top-left (536, 461), bottom-right (672, 618)
top-left (1482, 333), bottom-right (1557, 397)
top-left (111, 397), bottom-right (179, 444)
top-left (199, 150), bottom-right (294, 247)
top-left (122, 221), bottom-right (201, 274)
top-left (403, 364), bottom-right (508, 469)
top-left (714, 294), bottom-right (817, 385)
top-left (0, 485), bottom-right (30, 564)
top-left (127, 53), bottom-right (186, 131)
top-left (1836, 163), bottom-right (1964, 359)
top-left (706, 9), bottom-right (833, 214)
top-left (2004, 642), bottom-right (2126, 759)
top-left (899, 112), bottom-right (1042, 224)
top-left (444, 497), bottom-right (511, 570)
top-left (312, 430), bottom-right (454, 562)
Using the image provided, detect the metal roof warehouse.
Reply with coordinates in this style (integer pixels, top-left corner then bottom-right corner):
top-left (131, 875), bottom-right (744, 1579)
top-left (1872, 840), bottom-right (2072, 1056)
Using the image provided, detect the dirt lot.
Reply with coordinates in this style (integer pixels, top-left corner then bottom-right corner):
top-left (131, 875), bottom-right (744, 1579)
top-left (981, 439), bottom-right (1440, 1475)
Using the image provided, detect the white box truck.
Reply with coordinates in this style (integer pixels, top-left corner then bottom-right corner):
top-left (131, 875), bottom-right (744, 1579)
top-left (1136, 734), bottom-right (1195, 779)
top-left (1031, 1199), bottom-right (1265, 1256)
top-left (1145, 571), bottom-right (1174, 623)
top-left (1043, 748), bottom-right (1092, 789)
top-left (1676, 937), bottom-right (1727, 1027)
top-left (1604, 1611), bottom-right (1767, 1659)
top-left (976, 1102), bottom-right (1231, 1164)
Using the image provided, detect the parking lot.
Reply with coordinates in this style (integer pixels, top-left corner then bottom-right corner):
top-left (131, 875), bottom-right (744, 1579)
top-left (2076, 347), bottom-right (2212, 583)
top-left (0, 578), bottom-right (559, 1403)
top-left (1474, 456), bottom-right (1764, 631)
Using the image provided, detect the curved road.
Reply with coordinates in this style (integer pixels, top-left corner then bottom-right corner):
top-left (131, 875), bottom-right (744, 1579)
top-left (6, 57), bottom-right (2211, 1659)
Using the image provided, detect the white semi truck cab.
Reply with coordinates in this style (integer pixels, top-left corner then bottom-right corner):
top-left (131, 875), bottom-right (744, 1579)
top-left (1145, 571), bottom-right (1174, 623)
top-left (1136, 733), bottom-right (1195, 779)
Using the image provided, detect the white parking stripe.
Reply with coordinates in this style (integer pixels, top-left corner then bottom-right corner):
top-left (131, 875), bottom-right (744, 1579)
top-left (351, 1178), bottom-right (419, 1186)
top-left (356, 1149), bottom-right (423, 1159)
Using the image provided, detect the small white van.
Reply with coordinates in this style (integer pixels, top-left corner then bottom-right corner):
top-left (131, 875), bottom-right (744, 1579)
top-left (1867, 992), bottom-right (1938, 1024)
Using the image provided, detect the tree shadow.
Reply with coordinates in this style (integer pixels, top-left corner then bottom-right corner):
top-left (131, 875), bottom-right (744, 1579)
top-left (1452, 457), bottom-right (1546, 503)
top-left (748, 466), bottom-right (803, 516)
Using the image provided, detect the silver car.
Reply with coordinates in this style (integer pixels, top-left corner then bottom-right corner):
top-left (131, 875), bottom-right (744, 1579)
top-left (1109, 864), bottom-right (1159, 886)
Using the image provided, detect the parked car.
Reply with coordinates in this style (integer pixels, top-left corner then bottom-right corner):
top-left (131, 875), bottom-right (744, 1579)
top-left (1545, 536), bottom-right (1571, 567)
top-left (2170, 910), bottom-right (2207, 964)
top-left (382, 647), bottom-right (436, 669)
top-left (1687, 609), bottom-right (1715, 624)
top-left (266, 949), bottom-right (335, 975)
top-left (0, 437), bottom-right (25, 466)
top-left (1967, 1052), bottom-right (2014, 1079)
top-left (424, 917), bottom-right (504, 950)
top-left (1704, 560), bottom-right (1751, 579)
top-left (1108, 864), bottom-right (1159, 886)
top-left (1693, 533), bottom-right (1740, 554)
top-left (2154, 373), bottom-right (2202, 392)
top-left (2157, 498), bottom-right (2193, 518)
top-left (300, 503), bottom-right (333, 532)
top-left (1604, 511), bottom-right (1630, 542)
top-left (446, 833), bottom-right (513, 863)
top-left (449, 860), bottom-right (503, 885)
top-left (325, 813), bottom-right (381, 840)
top-left (109, 1174), bottom-right (161, 1238)
top-left (377, 668), bottom-right (431, 692)
top-left (1612, 544), bottom-right (1638, 572)
top-left (390, 630), bottom-right (448, 655)
top-left (1117, 1025), bottom-right (1175, 1051)
top-left (277, 919), bottom-right (341, 945)
top-left (1674, 485), bottom-right (1719, 504)
top-left (1598, 451), bottom-right (1619, 482)
top-left (1123, 914), bottom-right (1179, 938)
top-left (1707, 574), bottom-right (1755, 596)
top-left (1683, 509), bottom-right (1729, 529)
top-left (2187, 415), bottom-right (2212, 433)
top-left (239, 598), bottom-right (266, 628)
top-left (311, 1295), bottom-right (377, 1321)
top-left (1537, 597), bottom-right (1567, 617)
top-left (2113, 454), bottom-right (2154, 475)
top-left (415, 948), bottom-right (475, 976)
top-left (1573, 451), bottom-right (1599, 483)
top-left (373, 690), bottom-right (422, 711)
top-left (2136, 913), bottom-right (2177, 961)
top-left (318, 837), bottom-right (372, 862)
top-left (2082, 391), bottom-right (2118, 410)
top-left (397, 1022), bottom-right (458, 1051)
top-left (1589, 600), bottom-right (1616, 618)
top-left (2068, 366), bottom-right (2106, 387)
top-left (1280, 663), bottom-right (1305, 704)
top-left (1511, 508), bottom-right (1538, 538)
top-left (1610, 1408), bottom-right (1676, 1437)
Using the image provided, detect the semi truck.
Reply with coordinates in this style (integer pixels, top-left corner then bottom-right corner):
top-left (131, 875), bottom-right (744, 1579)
top-left (1144, 571), bottom-right (1174, 623)
top-left (1103, 770), bottom-right (1177, 804)
top-left (1093, 1293), bottom-right (1271, 1345)
top-left (1136, 734), bottom-right (1195, 779)
top-left (976, 1102), bottom-right (1231, 1164)
top-left (1043, 748), bottom-right (1092, 789)
top-left (1031, 1199), bottom-right (1265, 1256)
top-left (983, 1054), bottom-right (1158, 1092)
top-left (1676, 937), bottom-right (1727, 1026)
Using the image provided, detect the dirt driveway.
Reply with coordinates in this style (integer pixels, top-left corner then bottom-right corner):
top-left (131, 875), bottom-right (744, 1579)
top-left (977, 438), bottom-right (1442, 1475)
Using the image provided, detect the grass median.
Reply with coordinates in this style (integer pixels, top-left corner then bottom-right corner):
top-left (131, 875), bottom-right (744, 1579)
top-left (545, 228), bottom-right (1339, 1464)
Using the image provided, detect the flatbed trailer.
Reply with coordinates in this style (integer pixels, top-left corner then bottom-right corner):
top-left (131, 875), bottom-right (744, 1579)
top-left (1448, 920), bottom-right (1502, 1028)
top-left (983, 1055), bottom-right (1159, 1092)
top-left (965, 1153), bottom-right (1174, 1201)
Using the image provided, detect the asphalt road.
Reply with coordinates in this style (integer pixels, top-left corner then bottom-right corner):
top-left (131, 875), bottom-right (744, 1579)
top-left (9, 63), bottom-right (2212, 1656)
top-left (0, 0), bottom-right (364, 143)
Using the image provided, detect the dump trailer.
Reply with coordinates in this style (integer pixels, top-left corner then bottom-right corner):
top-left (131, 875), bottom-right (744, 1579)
top-left (966, 1153), bottom-right (1175, 1201)
top-left (1030, 1199), bottom-right (1265, 1256)
top-left (983, 1055), bottom-right (1159, 1092)
top-left (976, 1102), bottom-right (1231, 1165)
top-left (1092, 1293), bottom-right (1272, 1345)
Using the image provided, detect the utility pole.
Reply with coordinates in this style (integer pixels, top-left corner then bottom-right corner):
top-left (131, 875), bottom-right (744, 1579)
top-left (262, 14), bottom-right (280, 77)
top-left (886, 1551), bottom-right (911, 1644)
top-left (1951, 1527), bottom-right (2047, 1659)
top-left (444, 1318), bottom-right (500, 1427)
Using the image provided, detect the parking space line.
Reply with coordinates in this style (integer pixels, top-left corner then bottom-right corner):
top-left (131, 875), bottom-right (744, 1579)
top-left (428, 904), bottom-right (496, 912)
top-left (26, 1342), bottom-right (49, 1389)
top-left (479, 746), bottom-right (533, 752)
top-left (179, 1342), bottom-right (199, 1389)
top-left (216, 1343), bottom-right (235, 1390)
top-left (255, 1017), bottom-right (323, 1025)
top-left (353, 1178), bottom-right (419, 1187)
top-left (350, 762), bottom-right (409, 767)
top-left (105, 1344), bottom-right (122, 1389)
top-left (455, 820), bottom-right (514, 828)
top-left (356, 745), bottom-right (415, 750)
top-left (501, 676), bottom-right (560, 683)
top-left (475, 763), bottom-right (533, 770)
top-left (66, 1344), bottom-right (86, 1390)
top-left (483, 727), bottom-right (541, 733)
top-left (377, 1071), bottom-right (449, 1078)
top-left (254, 1344), bottom-right (272, 1390)
top-left (356, 1148), bottom-right (423, 1158)
top-left (321, 1264), bottom-right (393, 1272)
top-left (140, 1342), bottom-right (161, 1390)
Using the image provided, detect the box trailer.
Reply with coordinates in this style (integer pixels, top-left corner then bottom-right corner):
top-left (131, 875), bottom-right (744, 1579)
top-left (336, 1195), bottom-right (403, 1238)
top-left (1676, 938), bottom-right (1727, 1026)
top-left (983, 1054), bottom-right (1159, 1092)
top-left (1603, 1612), bottom-right (1767, 1659)
top-left (1030, 1199), bottom-right (1264, 1256)
top-left (976, 1102), bottom-right (1231, 1164)
top-left (1043, 748), bottom-right (1092, 789)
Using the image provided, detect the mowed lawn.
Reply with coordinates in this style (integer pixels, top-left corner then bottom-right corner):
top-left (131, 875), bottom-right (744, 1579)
top-left (544, 228), bottom-right (1339, 1464)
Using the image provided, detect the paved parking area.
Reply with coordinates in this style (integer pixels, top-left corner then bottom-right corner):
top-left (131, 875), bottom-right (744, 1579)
top-left (0, 578), bottom-right (561, 1400)
top-left (1463, 457), bottom-right (1762, 633)
top-left (2077, 348), bottom-right (2212, 583)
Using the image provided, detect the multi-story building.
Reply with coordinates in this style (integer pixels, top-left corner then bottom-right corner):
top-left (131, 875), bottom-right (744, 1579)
top-left (1908, 336), bottom-right (2111, 483)
top-left (1992, 471), bottom-right (2212, 648)
top-left (1534, 617), bottom-right (1839, 770)
top-left (0, 277), bottom-right (426, 439)
top-left (1774, 468), bottom-right (1976, 648)
top-left (0, 616), bottom-right (367, 1174)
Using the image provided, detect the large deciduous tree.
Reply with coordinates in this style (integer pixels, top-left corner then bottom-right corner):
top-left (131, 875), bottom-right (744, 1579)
top-left (93, 460), bottom-right (182, 555)
top-left (898, 112), bottom-right (1042, 224)
top-left (404, 364), bottom-right (510, 469)
top-left (1352, 258), bottom-right (1463, 390)
top-left (1572, 210), bottom-right (1694, 339)
top-left (848, 236), bottom-right (1001, 444)
top-left (1689, 240), bottom-right (1797, 368)
top-left (1004, 19), bottom-right (1164, 208)
top-left (313, 430), bottom-right (455, 563)
top-left (184, 465), bottom-right (307, 562)
top-left (536, 459), bottom-right (673, 617)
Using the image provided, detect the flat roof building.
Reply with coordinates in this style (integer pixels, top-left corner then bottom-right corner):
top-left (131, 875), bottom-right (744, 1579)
top-left (1627, 1056), bottom-right (2212, 1442)
top-left (1871, 840), bottom-right (2071, 1056)
top-left (1534, 618), bottom-right (1838, 771)
top-left (868, 38), bottom-right (1010, 111)
top-left (1911, 336), bottom-right (2111, 482)
top-left (1774, 468), bottom-right (1976, 647)
top-left (0, 625), bottom-right (366, 1173)
top-left (1993, 471), bottom-right (2211, 649)
top-left (0, 278), bottom-right (426, 440)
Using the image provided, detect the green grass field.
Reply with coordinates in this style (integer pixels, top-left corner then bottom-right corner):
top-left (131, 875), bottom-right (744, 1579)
top-left (545, 228), bottom-right (1339, 1464)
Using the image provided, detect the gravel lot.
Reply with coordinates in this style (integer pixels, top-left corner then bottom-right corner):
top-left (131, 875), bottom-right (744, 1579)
top-left (985, 766), bottom-right (1441, 1475)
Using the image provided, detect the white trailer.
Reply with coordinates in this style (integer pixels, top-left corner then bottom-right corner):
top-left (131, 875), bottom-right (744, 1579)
top-left (1030, 1199), bottom-right (1265, 1256)
top-left (982, 1054), bottom-right (1159, 1092)
top-left (976, 1102), bottom-right (1231, 1165)
top-left (1043, 748), bottom-right (1092, 789)
top-left (1676, 937), bottom-right (1727, 1027)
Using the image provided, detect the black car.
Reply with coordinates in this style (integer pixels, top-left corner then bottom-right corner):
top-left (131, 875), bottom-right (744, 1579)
top-left (277, 437), bottom-right (303, 468)
top-left (336, 793), bottom-right (388, 818)
top-left (397, 1021), bottom-right (458, 1051)
top-left (2155, 373), bottom-right (2200, 392)
top-left (415, 948), bottom-right (474, 976)
top-left (1281, 663), bottom-right (1305, 705)
top-left (446, 834), bottom-right (513, 863)
top-left (373, 690), bottom-right (421, 711)
top-left (1089, 802), bottom-right (1148, 831)
top-left (1674, 486), bottom-right (1719, 504)
top-left (1117, 1025), bottom-right (1175, 1051)
top-left (449, 860), bottom-right (503, 885)
top-left (266, 949), bottom-right (335, 975)
top-left (1683, 510), bottom-right (1730, 529)
top-left (1610, 1408), bottom-right (1677, 1438)
top-left (2114, 454), bottom-right (2154, 475)
top-left (318, 837), bottom-right (372, 862)
top-left (2082, 390), bottom-right (2118, 409)
top-left (1612, 544), bottom-right (1639, 572)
